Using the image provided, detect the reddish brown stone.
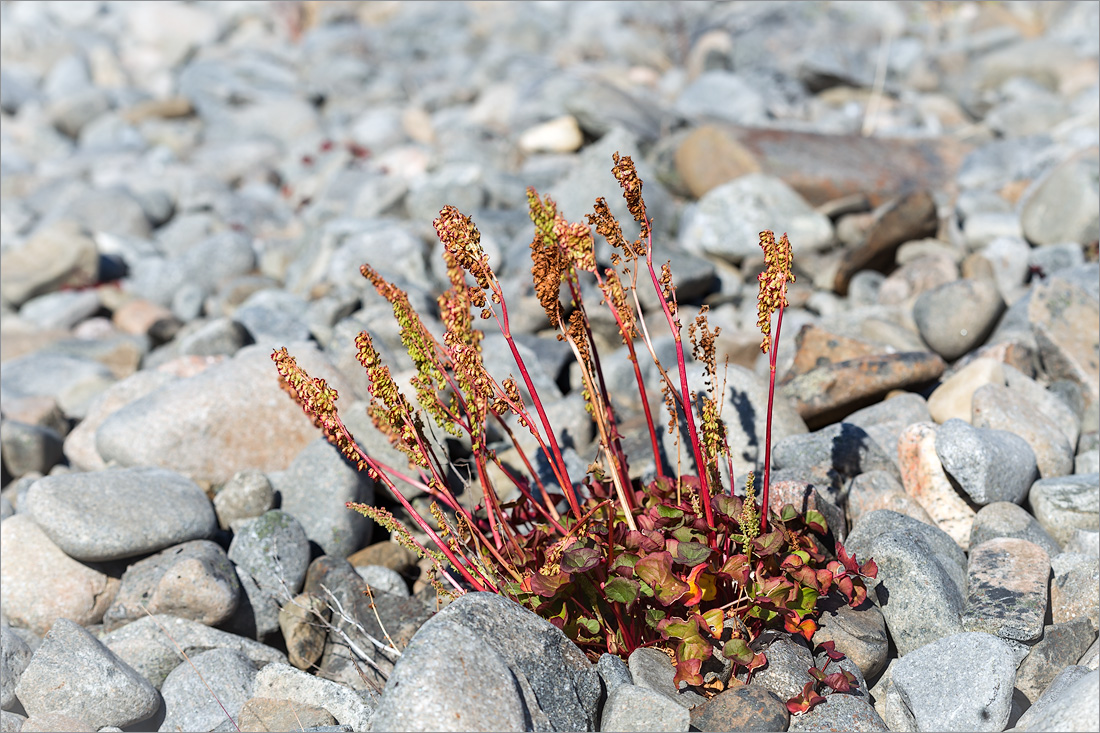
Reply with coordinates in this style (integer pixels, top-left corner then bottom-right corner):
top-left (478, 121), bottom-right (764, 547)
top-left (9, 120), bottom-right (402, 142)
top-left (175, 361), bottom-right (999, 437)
top-left (835, 190), bottom-right (941, 295)
top-left (347, 541), bottom-right (419, 575)
top-left (898, 422), bottom-right (975, 549)
top-left (689, 684), bottom-right (789, 733)
top-left (782, 351), bottom-right (946, 429)
top-left (784, 324), bottom-right (885, 382)
top-left (675, 125), bottom-right (762, 199)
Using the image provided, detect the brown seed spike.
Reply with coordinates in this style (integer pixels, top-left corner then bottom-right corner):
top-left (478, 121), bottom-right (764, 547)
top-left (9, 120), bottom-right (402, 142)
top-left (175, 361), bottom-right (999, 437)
top-left (756, 231), bottom-right (795, 354)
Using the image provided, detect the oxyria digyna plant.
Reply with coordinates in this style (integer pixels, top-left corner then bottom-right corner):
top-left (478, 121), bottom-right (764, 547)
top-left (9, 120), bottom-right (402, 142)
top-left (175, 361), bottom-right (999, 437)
top-left (273, 154), bottom-right (876, 714)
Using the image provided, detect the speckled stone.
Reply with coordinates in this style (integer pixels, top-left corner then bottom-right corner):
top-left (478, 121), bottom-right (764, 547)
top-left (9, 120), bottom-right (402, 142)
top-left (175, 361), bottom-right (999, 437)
top-left (934, 418), bottom-right (1039, 506)
top-left (1015, 618), bottom-right (1098, 705)
top-left (972, 382), bottom-right (1074, 479)
top-left (689, 685), bottom-right (789, 733)
top-left (1028, 278), bottom-right (1100, 405)
top-left (969, 501), bottom-right (1062, 558)
top-left (927, 357), bottom-right (1005, 424)
top-left (962, 538), bottom-right (1050, 656)
top-left (898, 422), bottom-right (975, 549)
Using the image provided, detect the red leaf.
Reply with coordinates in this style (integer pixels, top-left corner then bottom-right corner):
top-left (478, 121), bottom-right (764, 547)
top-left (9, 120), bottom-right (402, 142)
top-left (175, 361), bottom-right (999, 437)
top-left (784, 615), bottom-right (817, 642)
top-left (819, 640), bottom-right (845, 662)
top-left (836, 542), bottom-right (859, 574)
top-left (860, 557), bottom-right (879, 579)
top-left (823, 671), bottom-right (852, 692)
top-left (634, 551), bottom-right (689, 605)
top-left (786, 681), bottom-right (826, 715)
top-left (673, 657), bottom-right (703, 688)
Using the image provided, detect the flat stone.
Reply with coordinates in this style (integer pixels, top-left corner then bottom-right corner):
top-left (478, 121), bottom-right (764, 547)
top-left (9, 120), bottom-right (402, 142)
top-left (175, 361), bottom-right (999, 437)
top-left (972, 383), bottom-right (1074, 479)
top-left (784, 324), bottom-right (884, 381)
top-left (251, 662), bottom-right (374, 730)
top-left (102, 539), bottom-right (239, 631)
top-left (898, 422), bottom-right (975, 549)
top-left (1009, 667), bottom-right (1099, 732)
top-left (891, 632), bottom-right (1016, 732)
top-left (14, 619), bottom-right (158, 730)
top-left (0, 514), bottom-right (119, 635)
top-left (1015, 618), bottom-right (1098, 705)
top-left (1029, 474), bottom-right (1100, 549)
top-left (237, 697), bottom-right (336, 733)
top-left (1028, 278), bottom-right (1100, 405)
top-left (927, 358), bottom-right (1005, 424)
top-left (158, 648), bottom-right (256, 733)
top-left (688, 685), bottom-right (788, 733)
top-left (788, 691), bottom-right (888, 732)
top-left (811, 596), bottom-right (890, 681)
top-left (935, 419), bottom-right (1039, 505)
top-left (601, 684), bottom-right (690, 732)
top-left (963, 538), bottom-right (1050, 650)
top-left (969, 501), bottom-right (1062, 558)
top-left (0, 352), bottom-right (116, 420)
top-left (0, 221), bottom-right (99, 307)
top-left (913, 278), bottom-right (1005, 361)
top-left (834, 190), bottom-right (940, 296)
top-left (277, 593), bottom-right (329, 670)
top-left (782, 352), bottom-right (945, 429)
top-left (23, 466), bottom-right (216, 562)
top-left (101, 615), bottom-right (286, 690)
top-left (94, 343), bottom-right (355, 485)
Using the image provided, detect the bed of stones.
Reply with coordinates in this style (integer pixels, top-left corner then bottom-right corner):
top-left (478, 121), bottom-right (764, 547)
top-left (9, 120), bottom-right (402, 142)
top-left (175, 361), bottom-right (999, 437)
top-left (1, 2), bottom-right (1098, 732)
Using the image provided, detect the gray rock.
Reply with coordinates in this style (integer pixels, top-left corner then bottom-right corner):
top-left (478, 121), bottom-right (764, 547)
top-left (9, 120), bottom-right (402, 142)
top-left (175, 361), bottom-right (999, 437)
top-left (891, 632), bottom-right (1016, 732)
top-left (1, 626), bottom-right (32, 711)
top-left (812, 596), bottom-right (890, 681)
top-left (674, 71), bottom-right (768, 126)
top-left (269, 439), bottom-right (373, 559)
top-left (0, 221), bottom-right (99, 307)
top-left (355, 565), bottom-right (408, 597)
top-left (1003, 365), bottom-right (1080, 450)
top-left (1077, 450), bottom-right (1100, 475)
top-left (913, 279), bottom-right (1005, 361)
top-left (103, 540), bottom-right (240, 631)
top-left (251, 662), bottom-right (373, 731)
top-left (1020, 149), bottom-right (1099, 247)
top-left (972, 383), bottom-right (1075, 479)
top-left (681, 173), bottom-right (834, 264)
top-left (1050, 552), bottom-right (1100, 630)
top-left (23, 467), bottom-right (216, 562)
top-left (970, 502), bottom-right (1062, 558)
top-left (962, 538), bottom-right (1051, 657)
top-left (101, 615), bottom-right (286, 690)
top-left (935, 419), bottom-right (1039, 505)
top-left (628, 647), bottom-right (706, 710)
top-left (0, 710), bottom-right (24, 732)
top-left (213, 470), bottom-right (274, 531)
top-left (1028, 242), bottom-right (1084, 278)
top-left (1014, 665), bottom-right (1092, 730)
top-left (0, 421), bottom-right (64, 480)
top-left (788, 692), bottom-right (888, 732)
top-left (1012, 668), bottom-right (1099, 732)
top-left (771, 422), bottom-right (900, 492)
top-left (731, 636), bottom-right (815, 703)
top-left (128, 231), bottom-right (255, 309)
top-left (1015, 618), bottom-right (1098, 705)
top-left (1029, 474), bottom-right (1100, 549)
top-left (600, 684), bottom-right (690, 732)
top-left (596, 653), bottom-right (633, 696)
top-left (228, 510), bottom-right (311, 601)
top-left (0, 353), bottom-right (115, 419)
top-left (688, 685), bottom-right (790, 733)
top-left (14, 619), bottom-right (159, 730)
top-left (232, 289), bottom-right (314, 351)
top-left (405, 163), bottom-right (488, 226)
top-left (176, 317), bottom-right (254, 358)
top-left (158, 648), bottom-right (256, 733)
top-left (370, 593), bottom-right (600, 731)
top-left (845, 511), bottom-right (967, 656)
top-left (17, 289), bottom-right (101, 330)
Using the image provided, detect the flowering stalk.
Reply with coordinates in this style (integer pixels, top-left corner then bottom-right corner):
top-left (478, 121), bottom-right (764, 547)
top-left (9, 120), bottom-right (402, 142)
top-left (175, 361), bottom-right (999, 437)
top-left (755, 231), bottom-right (795, 532)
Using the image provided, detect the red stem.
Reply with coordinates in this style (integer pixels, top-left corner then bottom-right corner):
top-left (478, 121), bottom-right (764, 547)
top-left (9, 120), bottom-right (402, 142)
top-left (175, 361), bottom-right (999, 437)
top-left (760, 298), bottom-right (786, 533)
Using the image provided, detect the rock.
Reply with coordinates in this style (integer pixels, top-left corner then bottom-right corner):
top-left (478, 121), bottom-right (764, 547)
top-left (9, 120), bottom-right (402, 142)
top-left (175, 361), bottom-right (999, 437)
top-left (0, 221), bottom-right (99, 307)
top-left (845, 510), bottom-right (967, 656)
top-left (237, 697), bottom-right (336, 733)
top-left (1029, 475), bottom-right (1100, 549)
top-left (23, 467), bottom-right (216, 562)
top-left (1011, 668), bottom-right (1099, 732)
top-left (347, 542), bottom-right (419, 577)
top-left (0, 421), bottom-right (64, 480)
top-left (846, 470), bottom-right (936, 528)
top-left (913, 279), bottom-right (1005, 361)
top-left (278, 593), bottom-right (329, 671)
top-left (1019, 148), bottom-right (1100, 248)
top-left (518, 115), bottom-right (583, 154)
top-left (688, 685), bottom-right (788, 733)
top-left (102, 540), bottom-right (239, 631)
top-left (600, 684), bottom-right (690, 732)
top-left (834, 190), bottom-right (939, 296)
top-left (213, 470), bottom-right (275, 531)
top-left (772, 420), bottom-right (898, 489)
top-left (927, 358), bottom-right (1006, 424)
top-left (228, 511), bottom-right (311, 601)
top-left (897, 422), bottom-right (975, 549)
top-left (628, 647), bottom-right (705, 710)
top-left (673, 124), bottom-right (761, 200)
top-left (0, 514), bottom-right (119, 635)
top-left (356, 565), bottom-right (408, 597)
top-left (596, 653), bottom-right (632, 695)
top-left (177, 318), bottom-right (254, 358)
top-left (370, 593), bottom-right (600, 731)
top-left (17, 711), bottom-right (95, 732)
top-left (94, 343), bottom-right (355, 485)
top-left (1003, 365), bottom-right (1081, 449)
top-left (251, 662), bottom-right (374, 730)
top-left (1027, 279), bottom-right (1100, 405)
top-left (768, 480), bottom-right (847, 542)
top-left (969, 502), bottom-right (1062, 558)
top-left (1, 626), bottom-right (32, 711)
top-left (934, 419), bottom-right (1039, 505)
top-left (269, 439), bottom-right (373, 559)
top-left (681, 173), bottom-right (834, 265)
top-left (972, 383), bottom-right (1074, 479)
top-left (159, 648), bottom-right (256, 733)
top-left (962, 538), bottom-right (1050, 657)
top-left (14, 619), bottom-right (158, 730)
top-left (788, 692), bottom-right (888, 732)
top-left (891, 632), bottom-right (1016, 732)
top-left (18, 290), bottom-right (101, 331)
top-left (1015, 618), bottom-right (1098, 705)
top-left (732, 636), bottom-right (814, 703)
top-left (782, 352), bottom-right (945, 429)
top-left (1050, 552), bottom-right (1100, 630)
top-left (101, 614), bottom-right (286, 690)
top-left (811, 596), bottom-right (890, 681)
top-left (0, 352), bottom-right (115, 420)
